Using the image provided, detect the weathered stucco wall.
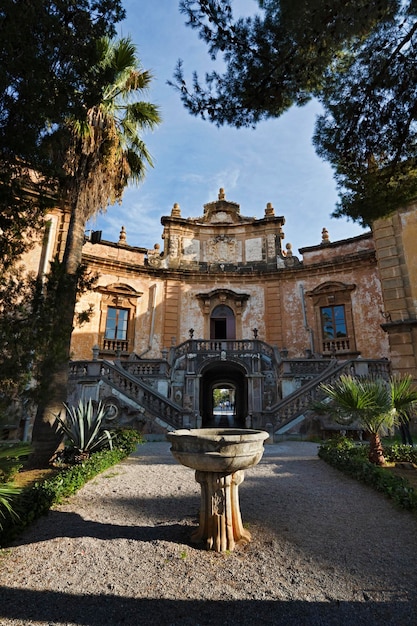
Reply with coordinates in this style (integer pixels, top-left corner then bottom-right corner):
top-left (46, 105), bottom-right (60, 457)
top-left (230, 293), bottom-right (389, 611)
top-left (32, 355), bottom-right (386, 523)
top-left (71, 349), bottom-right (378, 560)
top-left (65, 191), bottom-right (399, 366)
top-left (373, 204), bottom-right (417, 380)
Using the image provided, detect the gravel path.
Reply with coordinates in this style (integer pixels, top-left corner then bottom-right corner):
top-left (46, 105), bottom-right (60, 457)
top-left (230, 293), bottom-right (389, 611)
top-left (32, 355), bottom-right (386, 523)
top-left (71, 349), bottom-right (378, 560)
top-left (1, 441), bottom-right (417, 626)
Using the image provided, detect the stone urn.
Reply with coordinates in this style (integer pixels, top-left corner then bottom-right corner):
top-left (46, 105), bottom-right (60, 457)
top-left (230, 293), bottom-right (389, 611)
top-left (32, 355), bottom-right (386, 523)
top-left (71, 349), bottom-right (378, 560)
top-left (166, 428), bottom-right (269, 552)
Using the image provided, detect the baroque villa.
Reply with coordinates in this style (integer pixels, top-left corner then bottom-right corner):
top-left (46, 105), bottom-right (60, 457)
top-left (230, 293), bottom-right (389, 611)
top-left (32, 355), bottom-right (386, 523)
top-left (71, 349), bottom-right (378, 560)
top-left (25, 189), bottom-right (417, 440)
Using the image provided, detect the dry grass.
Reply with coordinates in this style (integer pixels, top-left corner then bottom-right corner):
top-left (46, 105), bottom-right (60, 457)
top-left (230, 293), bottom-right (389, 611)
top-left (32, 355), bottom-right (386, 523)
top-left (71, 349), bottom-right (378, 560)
top-left (386, 463), bottom-right (417, 491)
top-left (13, 468), bottom-right (58, 489)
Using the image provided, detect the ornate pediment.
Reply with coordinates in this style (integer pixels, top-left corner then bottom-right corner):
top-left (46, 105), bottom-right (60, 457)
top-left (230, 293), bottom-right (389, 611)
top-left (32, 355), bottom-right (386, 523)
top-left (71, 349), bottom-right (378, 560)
top-left (195, 288), bottom-right (250, 316)
top-left (202, 188), bottom-right (251, 225)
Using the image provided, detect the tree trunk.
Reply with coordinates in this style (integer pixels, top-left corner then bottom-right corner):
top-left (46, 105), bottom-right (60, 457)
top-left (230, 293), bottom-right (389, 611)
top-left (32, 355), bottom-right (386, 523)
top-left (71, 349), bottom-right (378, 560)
top-left (368, 432), bottom-right (386, 466)
top-left (30, 204), bottom-right (86, 467)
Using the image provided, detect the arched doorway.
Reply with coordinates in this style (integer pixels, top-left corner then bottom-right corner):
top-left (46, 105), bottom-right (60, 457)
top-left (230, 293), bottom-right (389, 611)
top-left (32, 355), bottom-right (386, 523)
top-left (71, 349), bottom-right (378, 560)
top-left (200, 361), bottom-right (247, 428)
top-left (210, 305), bottom-right (235, 340)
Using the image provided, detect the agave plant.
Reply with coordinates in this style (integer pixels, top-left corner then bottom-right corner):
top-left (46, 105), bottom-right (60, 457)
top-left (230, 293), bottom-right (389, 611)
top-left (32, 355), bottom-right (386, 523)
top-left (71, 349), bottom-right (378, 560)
top-left (55, 399), bottom-right (114, 461)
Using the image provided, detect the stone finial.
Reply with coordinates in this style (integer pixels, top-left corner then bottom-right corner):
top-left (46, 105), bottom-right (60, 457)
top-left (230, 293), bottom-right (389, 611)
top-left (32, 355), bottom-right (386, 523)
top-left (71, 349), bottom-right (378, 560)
top-left (285, 242), bottom-right (293, 257)
top-left (265, 202), bottom-right (275, 217)
top-left (171, 202), bottom-right (181, 217)
top-left (118, 225), bottom-right (127, 245)
top-left (321, 227), bottom-right (330, 244)
top-left (218, 188), bottom-right (225, 200)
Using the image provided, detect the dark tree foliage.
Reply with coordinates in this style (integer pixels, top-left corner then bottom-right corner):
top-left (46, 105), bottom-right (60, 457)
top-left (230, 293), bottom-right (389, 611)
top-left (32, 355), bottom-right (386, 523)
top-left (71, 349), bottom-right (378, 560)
top-left (0, 0), bottom-right (125, 163)
top-left (0, 0), bottom-right (125, 266)
top-left (173, 0), bottom-right (396, 127)
top-left (0, 261), bottom-right (96, 429)
top-left (0, 1), bottom-right (124, 449)
top-left (173, 1), bottom-right (417, 224)
top-left (0, 268), bottom-right (40, 421)
top-left (0, 166), bottom-right (55, 274)
top-left (314, 4), bottom-right (417, 225)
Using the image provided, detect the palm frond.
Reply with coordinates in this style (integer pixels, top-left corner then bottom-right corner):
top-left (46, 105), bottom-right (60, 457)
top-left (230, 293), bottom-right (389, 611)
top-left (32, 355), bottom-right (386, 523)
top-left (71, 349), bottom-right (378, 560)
top-left (390, 375), bottom-right (417, 420)
top-left (0, 484), bottom-right (21, 529)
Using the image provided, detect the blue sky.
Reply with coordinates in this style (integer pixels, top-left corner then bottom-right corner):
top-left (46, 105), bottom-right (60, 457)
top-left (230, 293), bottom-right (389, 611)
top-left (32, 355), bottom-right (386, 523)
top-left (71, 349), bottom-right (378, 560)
top-left (87, 0), bottom-right (367, 253)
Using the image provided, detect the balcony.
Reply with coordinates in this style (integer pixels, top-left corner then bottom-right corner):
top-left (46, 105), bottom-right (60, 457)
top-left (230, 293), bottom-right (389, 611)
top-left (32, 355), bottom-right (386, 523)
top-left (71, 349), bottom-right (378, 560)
top-left (322, 337), bottom-right (351, 354)
top-left (102, 338), bottom-right (129, 353)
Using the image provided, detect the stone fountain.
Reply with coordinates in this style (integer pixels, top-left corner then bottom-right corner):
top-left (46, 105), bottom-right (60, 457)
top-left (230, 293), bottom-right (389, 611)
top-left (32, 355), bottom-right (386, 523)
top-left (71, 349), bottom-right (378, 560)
top-left (166, 428), bottom-right (269, 552)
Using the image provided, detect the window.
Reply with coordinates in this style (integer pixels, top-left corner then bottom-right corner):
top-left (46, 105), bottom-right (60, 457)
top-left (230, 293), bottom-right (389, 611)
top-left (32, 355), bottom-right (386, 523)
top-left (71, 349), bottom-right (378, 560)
top-left (307, 281), bottom-right (357, 356)
top-left (98, 283), bottom-right (142, 356)
top-left (105, 307), bottom-right (128, 341)
top-left (320, 305), bottom-right (347, 340)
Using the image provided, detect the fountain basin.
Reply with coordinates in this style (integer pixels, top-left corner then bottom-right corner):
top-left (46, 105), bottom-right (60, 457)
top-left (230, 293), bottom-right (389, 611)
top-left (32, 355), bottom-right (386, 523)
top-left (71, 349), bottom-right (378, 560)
top-left (166, 428), bottom-right (269, 551)
top-left (166, 428), bottom-right (269, 473)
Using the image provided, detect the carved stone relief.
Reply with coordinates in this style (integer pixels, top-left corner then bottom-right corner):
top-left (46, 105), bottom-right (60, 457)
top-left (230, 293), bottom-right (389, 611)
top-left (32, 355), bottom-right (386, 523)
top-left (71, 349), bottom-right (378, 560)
top-left (205, 235), bottom-right (239, 263)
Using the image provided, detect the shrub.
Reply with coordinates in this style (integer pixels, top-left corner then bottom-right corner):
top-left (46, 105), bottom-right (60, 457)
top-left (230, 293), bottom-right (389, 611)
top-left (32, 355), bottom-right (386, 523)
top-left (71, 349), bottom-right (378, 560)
top-left (112, 428), bottom-right (144, 455)
top-left (318, 438), bottom-right (417, 512)
top-left (0, 443), bottom-right (31, 483)
top-left (0, 429), bottom-right (143, 546)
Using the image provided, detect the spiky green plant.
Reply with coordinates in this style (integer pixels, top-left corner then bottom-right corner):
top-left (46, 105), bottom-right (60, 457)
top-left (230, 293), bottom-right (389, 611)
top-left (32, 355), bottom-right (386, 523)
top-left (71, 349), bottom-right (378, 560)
top-left (0, 443), bottom-right (31, 482)
top-left (0, 444), bottom-right (29, 529)
top-left (54, 399), bottom-right (114, 459)
top-left (318, 375), bottom-right (417, 465)
top-left (0, 484), bottom-right (21, 530)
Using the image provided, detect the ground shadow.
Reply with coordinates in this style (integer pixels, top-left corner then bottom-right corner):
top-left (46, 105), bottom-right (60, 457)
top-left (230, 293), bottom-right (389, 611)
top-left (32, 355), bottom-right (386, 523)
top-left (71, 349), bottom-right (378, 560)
top-left (0, 586), bottom-right (415, 625)
top-left (9, 509), bottom-right (197, 547)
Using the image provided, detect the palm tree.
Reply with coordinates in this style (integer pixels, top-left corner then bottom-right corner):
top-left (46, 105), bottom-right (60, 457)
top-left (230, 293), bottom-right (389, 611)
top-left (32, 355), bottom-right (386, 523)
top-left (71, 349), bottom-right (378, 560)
top-left (319, 375), bottom-right (417, 466)
top-left (30, 37), bottom-right (161, 467)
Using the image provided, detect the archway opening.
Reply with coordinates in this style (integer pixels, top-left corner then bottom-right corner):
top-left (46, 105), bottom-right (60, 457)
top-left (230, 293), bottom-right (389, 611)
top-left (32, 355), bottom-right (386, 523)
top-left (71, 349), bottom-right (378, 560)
top-left (200, 362), bottom-right (247, 428)
top-left (212, 384), bottom-right (236, 427)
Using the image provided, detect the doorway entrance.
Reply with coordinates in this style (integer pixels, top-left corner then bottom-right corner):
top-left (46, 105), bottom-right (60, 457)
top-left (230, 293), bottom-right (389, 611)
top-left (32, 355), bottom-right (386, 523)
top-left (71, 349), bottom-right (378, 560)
top-left (210, 305), bottom-right (235, 340)
top-left (212, 384), bottom-right (236, 427)
top-left (200, 361), bottom-right (247, 428)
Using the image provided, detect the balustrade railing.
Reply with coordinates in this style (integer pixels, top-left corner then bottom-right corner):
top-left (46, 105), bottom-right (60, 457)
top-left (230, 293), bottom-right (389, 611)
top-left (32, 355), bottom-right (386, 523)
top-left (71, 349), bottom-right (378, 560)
top-left (322, 338), bottom-right (350, 353)
top-left (122, 361), bottom-right (168, 378)
top-left (279, 358), bottom-right (333, 378)
top-left (172, 339), bottom-right (275, 361)
top-left (268, 358), bottom-right (391, 427)
top-left (102, 363), bottom-right (185, 428)
top-left (69, 360), bottom-right (186, 429)
top-left (102, 339), bottom-right (129, 352)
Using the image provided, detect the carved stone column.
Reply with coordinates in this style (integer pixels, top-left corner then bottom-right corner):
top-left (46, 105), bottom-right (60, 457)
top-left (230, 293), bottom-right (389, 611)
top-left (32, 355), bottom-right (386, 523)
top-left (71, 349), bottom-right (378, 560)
top-left (191, 469), bottom-right (251, 552)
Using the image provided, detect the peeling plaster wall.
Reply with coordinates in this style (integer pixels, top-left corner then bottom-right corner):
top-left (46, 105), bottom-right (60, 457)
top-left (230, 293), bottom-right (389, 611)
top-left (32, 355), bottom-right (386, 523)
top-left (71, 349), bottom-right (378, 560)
top-left (240, 285), bottom-right (265, 336)
top-left (300, 234), bottom-right (374, 266)
top-left (72, 268), bottom-right (167, 360)
top-left (279, 279), bottom-right (311, 356)
top-left (350, 273), bottom-right (390, 358)
top-left (179, 285), bottom-right (205, 340)
top-left (66, 197), bottom-right (392, 364)
top-left (277, 262), bottom-right (389, 359)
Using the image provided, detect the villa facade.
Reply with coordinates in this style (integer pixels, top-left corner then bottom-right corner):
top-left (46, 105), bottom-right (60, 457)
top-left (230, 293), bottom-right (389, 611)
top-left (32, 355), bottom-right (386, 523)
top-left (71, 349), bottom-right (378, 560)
top-left (25, 189), bottom-right (417, 438)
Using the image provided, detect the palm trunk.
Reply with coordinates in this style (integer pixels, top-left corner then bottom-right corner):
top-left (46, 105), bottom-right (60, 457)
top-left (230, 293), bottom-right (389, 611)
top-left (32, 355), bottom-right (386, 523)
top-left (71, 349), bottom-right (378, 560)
top-left (368, 432), bottom-right (386, 466)
top-left (30, 203), bottom-right (87, 467)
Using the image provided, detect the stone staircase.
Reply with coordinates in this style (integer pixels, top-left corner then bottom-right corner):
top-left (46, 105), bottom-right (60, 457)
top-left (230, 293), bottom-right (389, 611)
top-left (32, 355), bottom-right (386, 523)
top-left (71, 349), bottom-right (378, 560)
top-left (69, 356), bottom-right (391, 440)
top-left (68, 360), bottom-right (189, 431)
top-left (264, 358), bottom-right (391, 437)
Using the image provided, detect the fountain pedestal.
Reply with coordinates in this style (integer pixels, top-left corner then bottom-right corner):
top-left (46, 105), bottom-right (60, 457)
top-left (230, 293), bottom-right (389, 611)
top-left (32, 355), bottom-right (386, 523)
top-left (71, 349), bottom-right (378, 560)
top-left (166, 428), bottom-right (269, 552)
top-left (192, 469), bottom-right (250, 551)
